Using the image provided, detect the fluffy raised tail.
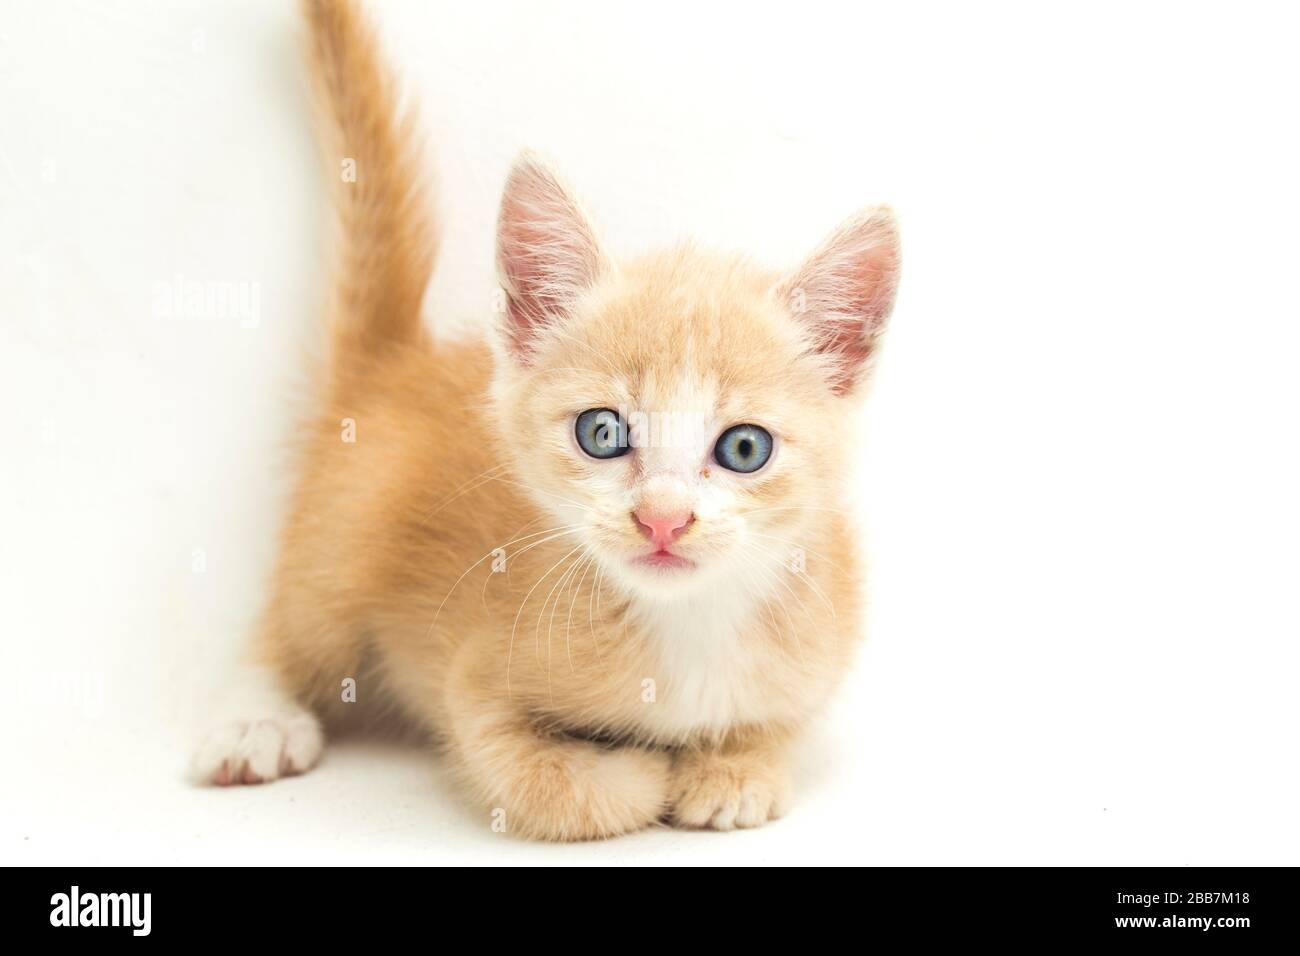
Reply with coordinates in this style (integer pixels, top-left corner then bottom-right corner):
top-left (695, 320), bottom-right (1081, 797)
top-left (302, 0), bottom-right (436, 364)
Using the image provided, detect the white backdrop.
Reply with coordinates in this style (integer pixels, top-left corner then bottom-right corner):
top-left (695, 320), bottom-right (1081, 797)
top-left (2, 0), bottom-right (1298, 865)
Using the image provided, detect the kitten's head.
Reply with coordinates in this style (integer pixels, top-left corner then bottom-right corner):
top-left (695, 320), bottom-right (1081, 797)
top-left (489, 155), bottom-right (899, 599)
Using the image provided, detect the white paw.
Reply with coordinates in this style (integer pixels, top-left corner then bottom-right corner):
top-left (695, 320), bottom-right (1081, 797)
top-left (192, 712), bottom-right (323, 786)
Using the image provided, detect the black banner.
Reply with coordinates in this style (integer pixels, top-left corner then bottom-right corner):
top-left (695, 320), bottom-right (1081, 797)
top-left (5, 867), bottom-right (1294, 943)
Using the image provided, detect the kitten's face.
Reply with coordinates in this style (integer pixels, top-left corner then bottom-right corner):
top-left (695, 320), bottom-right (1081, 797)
top-left (495, 252), bottom-right (845, 596)
top-left (491, 157), bottom-right (899, 599)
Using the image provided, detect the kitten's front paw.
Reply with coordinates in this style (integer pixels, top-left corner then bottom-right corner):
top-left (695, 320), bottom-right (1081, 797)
top-left (497, 744), bottom-right (672, 841)
top-left (191, 712), bottom-right (323, 786)
top-left (670, 749), bottom-right (790, 831)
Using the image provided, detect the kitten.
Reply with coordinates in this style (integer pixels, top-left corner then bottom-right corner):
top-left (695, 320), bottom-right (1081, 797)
top-left (192, 0), bottom-right (901, 841)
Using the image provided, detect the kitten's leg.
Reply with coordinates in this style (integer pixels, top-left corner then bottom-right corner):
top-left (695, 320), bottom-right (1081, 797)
top-left (670, 731), bottom-right (792, 830)
top-left (442, 647), bottom-right (671, 841)
top-left (191, 662), bottom-right (323, 786)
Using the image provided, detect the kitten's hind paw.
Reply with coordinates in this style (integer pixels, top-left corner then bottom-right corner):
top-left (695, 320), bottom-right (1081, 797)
top-left (191, 712), bottom-right (323, 786)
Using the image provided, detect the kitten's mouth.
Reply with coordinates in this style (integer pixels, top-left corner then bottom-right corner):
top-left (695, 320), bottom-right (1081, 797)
top-left (634, 549), bottom-right (695, 571)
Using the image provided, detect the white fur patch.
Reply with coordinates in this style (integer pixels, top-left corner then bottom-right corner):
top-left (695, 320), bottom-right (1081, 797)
top-left (191, 666), bottom-right (323, 785)
top-left (631, 559), bottom-right (788, 738)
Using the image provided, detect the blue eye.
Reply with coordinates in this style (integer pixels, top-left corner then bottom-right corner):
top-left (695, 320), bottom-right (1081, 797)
top-left (575, 408), bottom-right (629, 459)
top-left (714, 424), bottom-right (773, 473)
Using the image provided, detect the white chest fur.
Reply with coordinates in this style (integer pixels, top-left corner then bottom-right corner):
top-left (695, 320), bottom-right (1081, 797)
top-left (630, 581), bottom-right (794, 739)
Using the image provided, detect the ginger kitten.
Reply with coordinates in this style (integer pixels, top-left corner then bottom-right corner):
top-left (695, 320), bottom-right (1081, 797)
top-left (192, 0), bottom-right (901, 841)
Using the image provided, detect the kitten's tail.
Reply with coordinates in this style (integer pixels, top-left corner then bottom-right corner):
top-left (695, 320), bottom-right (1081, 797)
top-left (302, 0), bottom-right (436, 365)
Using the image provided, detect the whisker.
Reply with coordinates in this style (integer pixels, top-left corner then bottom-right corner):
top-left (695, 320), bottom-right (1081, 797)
top-left (508, 541), bottom-right (587, 700)
top-left (481, 514), bottom-right (549, 605)
top-left (544, 548), bottom-right (590, 703)
top-left (733, 559), bottom-right (790, 662)
top-left (546, 548), bottom-right (588, 683)
top-left (747, 536), bottom-right (838, 620)
top-left (746, 505), bottom-right (853, 517)
top-left (736, 551), bottom-right (806, 666)
top-left (586, 559), bottom-right (604, 659)
top-left (565, 552), bottom-right (595, 674)
top-left (421, 463), bottom-right (509, 524)
top-left (749, 532), bottom-right (847, 576)
top-left (479, 474), bottom-right (591, 513)
top-left (749, 543), bottom-right (821, 628)
top-left (535, 545), bottom-right (584, 668)
top-left (425, 525), bottom-right (582, 645)
top-left (501, 525), bottom-right (585, 585)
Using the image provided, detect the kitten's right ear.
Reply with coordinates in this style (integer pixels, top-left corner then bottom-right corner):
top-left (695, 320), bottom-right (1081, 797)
top-left (495, 154), bottom-right (607, 362)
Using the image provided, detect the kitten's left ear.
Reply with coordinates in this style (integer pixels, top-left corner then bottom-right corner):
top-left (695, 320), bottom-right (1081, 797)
top-left (495, 153), bottom-right (608, 362)
top-left (779, 206), bottom-right (900, 395)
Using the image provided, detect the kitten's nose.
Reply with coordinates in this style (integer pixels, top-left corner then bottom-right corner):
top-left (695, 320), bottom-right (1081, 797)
top-left (633, 510), bottom-right (694, 549)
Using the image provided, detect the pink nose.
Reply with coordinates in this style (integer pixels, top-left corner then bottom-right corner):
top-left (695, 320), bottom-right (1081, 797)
top-left (633, 510), bottom-right (694, 549)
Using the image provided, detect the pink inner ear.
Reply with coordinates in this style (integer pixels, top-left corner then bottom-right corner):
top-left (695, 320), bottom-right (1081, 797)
top-left (495, 158), bottom-right (604, 360)
top-left (785, 208), bottom-right (900, 395)
top-left (821, 238), bottom-right (898, 383)
top-left (497, 191), bottom-right (551, 354)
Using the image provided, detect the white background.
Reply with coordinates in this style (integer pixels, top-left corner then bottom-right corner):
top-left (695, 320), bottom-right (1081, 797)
top-left (2, 0), bottom-right (1298, 865)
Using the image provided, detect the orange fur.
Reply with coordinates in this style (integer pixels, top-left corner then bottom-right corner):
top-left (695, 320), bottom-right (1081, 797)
top-left (195, 0), bottom-right (901, 841)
